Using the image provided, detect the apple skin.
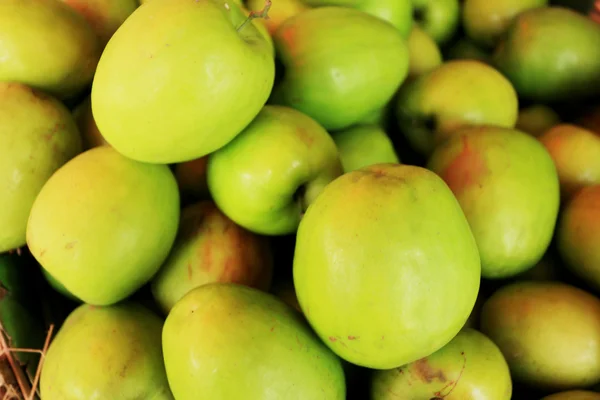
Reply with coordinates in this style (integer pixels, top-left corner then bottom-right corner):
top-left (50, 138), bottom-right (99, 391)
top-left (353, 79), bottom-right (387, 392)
top-left (445, 37), bottom-right (493, 64)
top-left (0, 0), bottom-right (101, 100)
top-left (60, 0), bottom-right (138, 48)
top-left (271, 6), bottom-right (410, 131)
top-left (557, 185), bottom-right (600, 292)
top-left (395, 60), bottom-right (519, 156)
top-left (151, 200), bottom-right (273, 315)
top-left (330, 124), bottom-right (400, 173)
top-left (411, 0), bottom-right (460, 45)
top-left (247, 0), bottom-right (310, 36)
top-left (207, 105), bottom-right (342, 236)
top-left (493, 7), bottom-right (600, 103)
top-left (542, 391), bottom-right (600, 400)
top-left (515, 104), bottom-right (561, 137)
top-left (300, 0), bottom-right (413, 38)
top-left (162, 283), bottom-right (346, 399)
top-left (0, 83), bottom-right (82, 254)
top-left (480, 281), bottom-right (600, 391)
top-left (462, 0), bottom-right (548, 49)
top-left (539, 124), bottom-right (600, 198)
top-left (40, 302), bottom-right (174, 399)
top-left (91, 0), bottom-right (275, 164)
top-left (293, 163), bottom-right (481, 369)
top-left (26, 146), bottom-right (180, 306)
top-left (427, 126), bottom-right (560, 279)
top-left (406, 25), bottom-right (443, 79)
top-left (370, 328), bottom-right (512, 400)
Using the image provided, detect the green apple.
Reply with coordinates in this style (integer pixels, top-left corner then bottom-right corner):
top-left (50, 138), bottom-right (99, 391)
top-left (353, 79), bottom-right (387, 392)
top-left (330, 124), bottom-right (400, 173)
top-left (493, 7), bottom-right (600, 103)
top-left (371, 328), bottom-right (512, 400)
top-left (162, 283), bottom-right (346, 399)
top-left (61, 0), bottom-right (138, 48)
top-left (515, 104), bottom-right (561, 137)
top-left (0, 0), bottom-right (101, 100)
top-left (543, 391), bottom-right (600, 400)
top-left (445, 37), bottom-right (493, 64)
top-left (462, 0), bottom-right (548, 49)
top-left (396, 60), bottom-right (519, 156)
top-left (91, 0), bottom-right (275, 164)
top-left (480, 281), bottom-right (600, 391)
top-left (293, 164), bottom-right (481, 369)
top-left (151, 200), bottom-right (273, 315)
top-left (558, 185), bottom-right (600, 291)
top-left (411, 0), bottom-right (460, 45)
top-left (0, 83), bottom-right (82, 254)
top-left (207, 105), bottom-right (342, 236)
top-left (300, 0), bottom-right (413, 38)
top-left (41, 302), bottom-right (174, 399)
top-left (427, 126), bottom-right (560, 279)
top-left (539, 124), bottom-right (600, 198)
top-left (406, 25), bottom-right (443, 79)
top-left (271, 6), bottom-right (410, 131)
top-left (247, 0), bottom-right (310, 36)
top-left (72, 95), bottom-right (109, 150)
top-left (26, 146), bottom-right (180, 306)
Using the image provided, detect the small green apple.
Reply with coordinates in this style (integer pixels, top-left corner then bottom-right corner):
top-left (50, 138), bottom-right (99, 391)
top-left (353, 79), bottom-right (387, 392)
top-left (330, 124), bottom-right (400, 173)
top-left (271, 6), bottom-right (410, 131)
top-left (91, 0), bottom-right (275, 164)
top-left (395, 60), bottom-right (519, 156)
top-left (293, 163), bottom-right (481, 369)
top-left (26, 146), bottom-right (180, 306)
top-left (411, 0), bottom-right (460, 45)
top-left (162, 283), bottom-right (346, 399)
top-left (207, 105), bottom-right (343, 236)
top-left (151, 200), bottom-right (273, 315)
top-left (539, 124), bottom-right (600, 198)
top-left (0, 0), bottom-right (101, 100)
top-left (0, 83), bottom-right (82, 254)
top-left (427, 126), bottom-right (560, 279)
top-left (41, 302), bottom-right (174, 399)
top-left (247, 0), bottom-right (310, 36)
top-left (493, 7), bottom-right (600, 103)
top-left (406, 25), bottom-right (442, 79)
top-left (515, 104), bottom-right (561, 137)
top-left (60, 0), bottom-right (138, 48)
top-left (462, 0), bottom-right (548, 49)
top-left (300, 0), bottom-right (413, 38)
top-left (371, 328), bottom-right (512, 400)
top-left (444, 37), bottom-right (493, 64)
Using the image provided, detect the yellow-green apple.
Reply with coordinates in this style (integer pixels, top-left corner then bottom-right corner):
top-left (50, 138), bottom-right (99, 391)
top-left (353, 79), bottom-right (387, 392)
top-left (493, 7), bottom-right (600, 102)
top-left (162, 283), bottom-right (346, 399)
top-left (60, 0), bottom-right (138, 48)
top-left (271, 6), bottom-right (410, 131)
top-left (72, 95), bottom-right (109, 150)
top-left (41, 302), bottom-right (174, 399)
top-left (411, 0), bottom-right (460, 45)
top-left (173, 156), bottom-right (211, 202)
top-left (299, 0), bottom-right (414, 38)
top-left (462, 0), bottom-right (548, 49)
top-left (0, 82), bottom-right (82, 254)
top-left (371, 328), bottom-right (512, 400)
top-left (293, 163), bottom-right (481, 369)
top-left (151, 201), bottom-right (273, 315)
top-left (542, 391), bottom-right (600, 400)
top-left (558, 185), bottom-right (600, 291)
top-left (481, 281), bottom-right (600, 391)
top-left (0, 0), bottom-right (101, 100)
top-left (207, 105), bottom-right (342, 235)
top-left (427, 126), bottom-right (560, 279)
top-left (26, 146), bottom-right (180, 306)
top-left (330, 124), bottom-right (400, 173)
top-left (406, 25), bottom-right (443, 79)
top-left (539, 124), bottom-right (600, 198)
top-left (445, 37), bottom-right (493, 64)
top-left (515, 104), bottom-right (561, 137)
top-left (91, 0), bottom-right (275, 164)
top-left (396, 60), bottom-right (519, 156)
top-left (247, 0), bottom-right (310, 36)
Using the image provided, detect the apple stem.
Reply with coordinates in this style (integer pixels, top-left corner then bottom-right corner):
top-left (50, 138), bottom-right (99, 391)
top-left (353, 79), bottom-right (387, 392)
top-left (236, 0), bottom-right (272, 32)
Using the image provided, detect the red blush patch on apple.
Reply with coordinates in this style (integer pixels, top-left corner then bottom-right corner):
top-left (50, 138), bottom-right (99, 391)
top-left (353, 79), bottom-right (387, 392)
top-left (442, 136), bottom-right (489, 193)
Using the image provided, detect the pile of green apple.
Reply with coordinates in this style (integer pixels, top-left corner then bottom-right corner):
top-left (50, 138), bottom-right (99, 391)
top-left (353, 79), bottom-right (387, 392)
top-left (1, 0), bottom-right (600, 398)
